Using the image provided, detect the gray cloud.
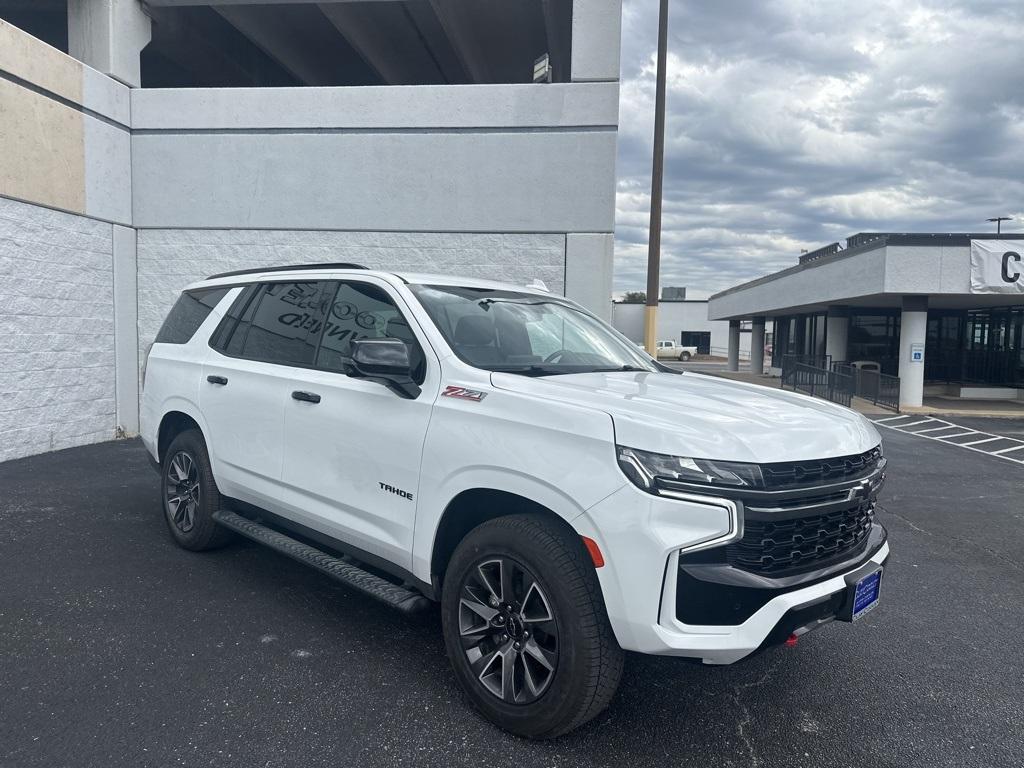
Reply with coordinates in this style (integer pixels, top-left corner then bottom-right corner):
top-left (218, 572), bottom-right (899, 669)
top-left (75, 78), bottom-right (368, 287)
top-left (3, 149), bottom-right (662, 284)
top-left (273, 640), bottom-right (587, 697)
top-left (615, 0), bottom-right (1024, 293)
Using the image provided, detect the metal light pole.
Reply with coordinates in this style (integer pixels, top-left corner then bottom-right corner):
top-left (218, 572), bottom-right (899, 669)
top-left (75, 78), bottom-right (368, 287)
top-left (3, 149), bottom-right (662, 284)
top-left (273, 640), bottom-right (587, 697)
top-left (987, 216), bottom-right (1011, 234)
top-left (643, 0), bottom-right (670, 354)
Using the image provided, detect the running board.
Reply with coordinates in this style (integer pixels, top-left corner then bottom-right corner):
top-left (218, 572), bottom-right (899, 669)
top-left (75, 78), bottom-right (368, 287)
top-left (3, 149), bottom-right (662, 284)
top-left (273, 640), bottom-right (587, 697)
top-left (212, 509), bottom-right (432, 614)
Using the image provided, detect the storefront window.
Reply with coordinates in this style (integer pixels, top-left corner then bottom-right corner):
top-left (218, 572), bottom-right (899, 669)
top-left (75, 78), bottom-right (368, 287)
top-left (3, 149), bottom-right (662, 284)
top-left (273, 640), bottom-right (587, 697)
top-left (848, 312), bottom-right (900, 374)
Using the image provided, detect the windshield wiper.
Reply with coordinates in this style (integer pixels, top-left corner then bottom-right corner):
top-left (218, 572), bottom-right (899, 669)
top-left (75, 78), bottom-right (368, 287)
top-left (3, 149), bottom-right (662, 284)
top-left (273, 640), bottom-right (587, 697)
top-left (589, 365), bottom-right (652, 373)
top-left (489, 365), bottom-right (582, 377)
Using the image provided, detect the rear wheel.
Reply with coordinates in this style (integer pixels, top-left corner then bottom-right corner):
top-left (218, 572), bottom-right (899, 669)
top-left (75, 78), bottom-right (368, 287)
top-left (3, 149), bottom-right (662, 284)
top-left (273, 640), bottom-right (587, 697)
top-left (441, 514), bottom-right (623, 739)
top-left (679, 351), bottom-right (691, 361)
top-left (161, 429), bottom-right (233, 551)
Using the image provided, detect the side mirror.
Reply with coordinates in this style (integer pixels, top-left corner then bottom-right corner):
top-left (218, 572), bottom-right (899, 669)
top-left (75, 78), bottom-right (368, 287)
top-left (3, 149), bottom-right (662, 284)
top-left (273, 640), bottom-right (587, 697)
top-left (348, 338), bottom-right (420, 398)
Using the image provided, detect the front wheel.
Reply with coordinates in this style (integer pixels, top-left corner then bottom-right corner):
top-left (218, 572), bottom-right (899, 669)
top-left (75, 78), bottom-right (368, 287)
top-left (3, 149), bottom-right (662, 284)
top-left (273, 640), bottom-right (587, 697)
top-left (441, 514), bottom-right (623, 739)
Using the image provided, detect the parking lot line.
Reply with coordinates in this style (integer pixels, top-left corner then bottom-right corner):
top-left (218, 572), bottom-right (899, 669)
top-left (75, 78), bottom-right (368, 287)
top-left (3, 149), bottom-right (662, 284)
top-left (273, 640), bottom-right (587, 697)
top-left (874, 415), bottom-right (912, 423)
top-left (992, 444), bottom-right (1024, 455)
top-left (959, 436), bottom-right (1005, 447)
top-left (872, 418), bottom-right (1024, 466)
top-left (896, 420), bottom-right (936, 428)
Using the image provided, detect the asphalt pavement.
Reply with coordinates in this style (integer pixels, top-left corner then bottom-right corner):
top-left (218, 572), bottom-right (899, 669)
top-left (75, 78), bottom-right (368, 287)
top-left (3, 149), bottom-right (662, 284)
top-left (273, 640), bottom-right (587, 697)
top-left (1, 431), bottom-right (1022, 768)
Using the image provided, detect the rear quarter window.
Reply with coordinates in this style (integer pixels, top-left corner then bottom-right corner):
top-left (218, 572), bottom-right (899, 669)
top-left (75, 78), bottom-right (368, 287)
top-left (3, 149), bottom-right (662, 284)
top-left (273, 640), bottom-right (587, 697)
top-left (154, 287), bottom-right (230, 345)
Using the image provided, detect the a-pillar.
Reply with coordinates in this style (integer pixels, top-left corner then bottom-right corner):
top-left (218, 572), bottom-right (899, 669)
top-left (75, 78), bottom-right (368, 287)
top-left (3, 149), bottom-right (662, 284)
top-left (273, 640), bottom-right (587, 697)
top-left (825, 306), bottom-right (849, 364)
top-left (727, 320), bottom-right (741, 372)
top-left (898, 296), bottom-right (928, 409)
top-left (68, 0), bottom-right (151, 88)
top-left (749, 317), bottom-right (765, 374)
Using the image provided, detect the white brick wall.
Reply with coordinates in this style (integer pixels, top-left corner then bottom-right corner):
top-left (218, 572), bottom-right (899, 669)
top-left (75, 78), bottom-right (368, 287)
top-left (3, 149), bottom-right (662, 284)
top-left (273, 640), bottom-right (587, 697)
top-left (0, 197), bottom-right (116, 462)
top-left (136, 229), bottom-right (566, 357)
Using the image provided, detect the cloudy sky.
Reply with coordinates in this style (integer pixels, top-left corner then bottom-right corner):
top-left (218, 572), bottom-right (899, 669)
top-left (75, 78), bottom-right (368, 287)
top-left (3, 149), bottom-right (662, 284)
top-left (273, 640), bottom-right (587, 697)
top-left (614, 0), bottom-right (1024, 295)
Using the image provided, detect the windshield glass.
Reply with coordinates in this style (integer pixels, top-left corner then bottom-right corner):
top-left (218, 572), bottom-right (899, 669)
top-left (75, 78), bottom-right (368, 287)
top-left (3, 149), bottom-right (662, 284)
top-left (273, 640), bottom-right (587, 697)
top-left (409, 285), bottom-right (659, 376)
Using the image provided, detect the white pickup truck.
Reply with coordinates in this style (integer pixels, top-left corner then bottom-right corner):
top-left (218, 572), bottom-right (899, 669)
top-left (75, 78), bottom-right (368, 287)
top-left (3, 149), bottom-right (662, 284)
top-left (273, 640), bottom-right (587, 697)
top-left (141, 264), bottom-right (888, 738)
top-left (654, 340), bottom-right (698, 361)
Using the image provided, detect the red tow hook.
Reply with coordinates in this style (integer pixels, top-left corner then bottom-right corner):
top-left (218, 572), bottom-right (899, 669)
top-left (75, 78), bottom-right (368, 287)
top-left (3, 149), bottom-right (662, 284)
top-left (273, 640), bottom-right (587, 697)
top-left (784, 633), bottom-right (799, 647)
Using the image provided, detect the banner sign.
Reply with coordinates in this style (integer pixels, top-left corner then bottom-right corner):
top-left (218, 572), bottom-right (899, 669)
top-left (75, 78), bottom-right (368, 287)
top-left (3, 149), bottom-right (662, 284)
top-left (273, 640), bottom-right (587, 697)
top-left (970, 240), bottom-right (1024, 294)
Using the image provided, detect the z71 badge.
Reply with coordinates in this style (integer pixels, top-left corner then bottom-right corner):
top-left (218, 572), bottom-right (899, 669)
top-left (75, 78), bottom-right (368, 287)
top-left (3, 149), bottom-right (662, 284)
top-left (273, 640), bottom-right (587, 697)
top-left (442, 385), bottom-right (487, 402)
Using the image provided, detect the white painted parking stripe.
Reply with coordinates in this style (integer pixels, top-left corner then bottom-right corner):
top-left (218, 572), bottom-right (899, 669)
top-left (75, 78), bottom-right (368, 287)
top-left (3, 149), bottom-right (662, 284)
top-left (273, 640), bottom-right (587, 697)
top-left (991, 444), bottom-right (1024, 455)
top-left (959, 436), bottom-right (1005, 447)
top-left (874, 415), bottom-right (912, 423)
top-left (872, 418), bottom-right (1024, 466)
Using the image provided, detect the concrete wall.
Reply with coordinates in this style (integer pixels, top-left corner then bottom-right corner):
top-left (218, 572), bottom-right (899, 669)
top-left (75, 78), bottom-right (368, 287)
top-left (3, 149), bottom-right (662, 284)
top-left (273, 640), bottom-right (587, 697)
top-left (0, 197), bottom-right (116, 462)
top-left (0, 21), bottom-right (137, 462)
top-left (0, 20), bottom-right (132, 225)
top-left (136, 230), bottom-right (566, 355)
top-left (129, 84), bottom-right (617, 233)
top-left (130, 83), bottom-right (618, 327)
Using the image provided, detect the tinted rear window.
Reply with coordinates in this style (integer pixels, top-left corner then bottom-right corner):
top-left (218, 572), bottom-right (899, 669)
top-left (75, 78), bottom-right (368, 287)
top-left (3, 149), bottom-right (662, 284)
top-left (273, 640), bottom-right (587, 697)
top-left (240, 282), bottom-right (332, 366)
top-left (154, 288), bottom-right (229, 345)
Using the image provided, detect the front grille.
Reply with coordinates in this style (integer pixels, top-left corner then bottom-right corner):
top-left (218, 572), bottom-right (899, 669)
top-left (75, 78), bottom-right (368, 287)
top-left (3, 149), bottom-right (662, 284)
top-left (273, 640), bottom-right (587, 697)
top-left (760, 447), bottom-right (882, 490)
top-left (726, 499), bottom-right (875, 575)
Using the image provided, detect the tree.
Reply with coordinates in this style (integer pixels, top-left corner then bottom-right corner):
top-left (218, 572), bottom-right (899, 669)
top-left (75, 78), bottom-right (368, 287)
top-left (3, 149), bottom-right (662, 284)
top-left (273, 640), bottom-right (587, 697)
top-left (620, 291), bottom-right (646, 304)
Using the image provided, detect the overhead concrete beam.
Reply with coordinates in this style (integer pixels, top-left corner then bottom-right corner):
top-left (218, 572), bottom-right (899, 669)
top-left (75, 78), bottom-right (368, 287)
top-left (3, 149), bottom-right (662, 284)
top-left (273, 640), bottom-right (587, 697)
top-left (428, 0), bottom-right (492, 83)
top-left (402, 0), bottom-right (469, 84)
top-left (318, 2), bottom-right (444, 85)
top-left (213, 4), bottom-right (345, 86)
top-left (145, 5), bottom-right (276, 87)
top-left (148, 1), bottom-right (399, 5)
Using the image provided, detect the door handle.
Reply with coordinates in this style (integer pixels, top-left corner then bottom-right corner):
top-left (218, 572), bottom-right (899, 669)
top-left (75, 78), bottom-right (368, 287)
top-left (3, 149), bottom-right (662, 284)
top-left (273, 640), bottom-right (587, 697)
top-left (291, 390), bottom-right (321, 404)
top-left (206, 375), bottom-right (228, 385)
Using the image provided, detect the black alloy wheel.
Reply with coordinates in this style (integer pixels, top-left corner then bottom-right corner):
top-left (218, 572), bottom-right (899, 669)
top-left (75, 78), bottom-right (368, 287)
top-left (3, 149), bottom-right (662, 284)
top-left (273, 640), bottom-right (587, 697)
top-left (164, 450), bottom-right (201, 533)
top-left (458, 557), bottom-right (558, 704)
top-left (160, 429), bottom-right (233, 551)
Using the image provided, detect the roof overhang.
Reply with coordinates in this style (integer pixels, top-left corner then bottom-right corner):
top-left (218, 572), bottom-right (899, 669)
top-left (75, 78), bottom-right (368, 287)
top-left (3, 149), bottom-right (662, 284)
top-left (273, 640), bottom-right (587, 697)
top-left (708, 233), bottom-right (1024, 320)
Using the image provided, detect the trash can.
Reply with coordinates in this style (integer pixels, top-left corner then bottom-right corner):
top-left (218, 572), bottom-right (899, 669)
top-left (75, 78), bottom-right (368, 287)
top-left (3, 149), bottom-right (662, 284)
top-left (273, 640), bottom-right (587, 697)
top-left (851, 361), bottom-right (881, 399)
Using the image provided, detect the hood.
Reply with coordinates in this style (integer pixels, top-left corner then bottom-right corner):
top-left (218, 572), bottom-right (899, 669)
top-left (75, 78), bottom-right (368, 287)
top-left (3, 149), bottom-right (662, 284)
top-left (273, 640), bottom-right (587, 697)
top-left (490, 370), bottom-right (880, 464)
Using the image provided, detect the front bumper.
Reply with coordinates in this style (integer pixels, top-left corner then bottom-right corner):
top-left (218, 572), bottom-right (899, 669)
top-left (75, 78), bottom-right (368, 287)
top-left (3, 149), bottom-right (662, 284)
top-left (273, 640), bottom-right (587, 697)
top-left (573, 482), bottom-right (889, 665)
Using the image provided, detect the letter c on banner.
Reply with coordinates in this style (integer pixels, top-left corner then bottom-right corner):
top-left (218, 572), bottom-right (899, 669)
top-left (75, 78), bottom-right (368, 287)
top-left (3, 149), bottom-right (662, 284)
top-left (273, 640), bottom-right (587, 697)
top-left (1002, 251), bottom-right (1022, 283)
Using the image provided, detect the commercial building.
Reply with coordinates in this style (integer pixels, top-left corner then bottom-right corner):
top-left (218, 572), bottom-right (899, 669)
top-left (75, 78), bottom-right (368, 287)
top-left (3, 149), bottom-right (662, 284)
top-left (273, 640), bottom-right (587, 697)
top-left (708, 233), bottom-right (1024, 408)
top-left (612, 288), bottom-right (754, 358)
top-left (0, 0), bottom-right (622, 462)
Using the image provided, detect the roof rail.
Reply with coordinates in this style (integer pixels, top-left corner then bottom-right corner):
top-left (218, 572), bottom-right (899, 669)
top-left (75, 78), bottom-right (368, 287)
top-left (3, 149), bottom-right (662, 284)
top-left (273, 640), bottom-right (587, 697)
top-left (206, 263), bottom-right (367, 280)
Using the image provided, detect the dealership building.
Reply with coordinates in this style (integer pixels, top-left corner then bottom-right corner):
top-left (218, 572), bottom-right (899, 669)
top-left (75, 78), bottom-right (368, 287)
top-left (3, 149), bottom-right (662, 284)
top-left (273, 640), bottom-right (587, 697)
top-left (707, 233), bottom-right (1024, 409)
top-left (0, 0), bottom-right (622, 462)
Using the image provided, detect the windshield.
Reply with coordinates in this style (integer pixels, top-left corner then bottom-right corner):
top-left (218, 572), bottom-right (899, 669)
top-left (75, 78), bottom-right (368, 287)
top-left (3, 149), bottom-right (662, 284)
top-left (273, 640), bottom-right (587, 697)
top-left (409, 285), bottom-right (659, 376)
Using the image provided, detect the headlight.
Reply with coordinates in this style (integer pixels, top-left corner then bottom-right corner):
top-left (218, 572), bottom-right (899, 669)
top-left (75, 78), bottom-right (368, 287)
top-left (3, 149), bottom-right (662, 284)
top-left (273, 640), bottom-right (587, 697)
top-left (617, 446), bottom-right (763, 493)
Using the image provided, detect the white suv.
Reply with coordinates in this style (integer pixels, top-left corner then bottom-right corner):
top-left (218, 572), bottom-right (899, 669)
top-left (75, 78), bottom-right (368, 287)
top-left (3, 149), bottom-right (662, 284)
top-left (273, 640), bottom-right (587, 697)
top-left (141, 264), bottom-right (889, 738)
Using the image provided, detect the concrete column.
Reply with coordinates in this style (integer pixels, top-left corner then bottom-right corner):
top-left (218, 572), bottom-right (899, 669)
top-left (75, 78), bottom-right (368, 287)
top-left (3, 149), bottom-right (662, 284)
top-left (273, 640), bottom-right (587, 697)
top-left (825, 306), bottom-right (849, 363)
top-left (112, 225), bottom-right (139, 435)
top-left (565, 233), bottom-right (613, 322)
top-left (727, 320), bottom-right (741, 372)
top-left (749, 316), bottom-right (765, 374)
top-left (571, 0), bottom-right (623, 82)
top-left (68, 0), bottom-right (151, 88)
top-left (898, 296), bottom-right (928, 409)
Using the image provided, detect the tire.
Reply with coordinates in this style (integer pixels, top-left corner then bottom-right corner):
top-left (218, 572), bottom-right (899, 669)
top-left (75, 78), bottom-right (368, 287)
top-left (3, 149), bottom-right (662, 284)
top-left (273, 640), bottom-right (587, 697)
top-left (160, 429), bottom-right (233, 551)
top-left (679, 352), bottom-right (691, 362)
top-left (441, 514), bottom-right (623, 739)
